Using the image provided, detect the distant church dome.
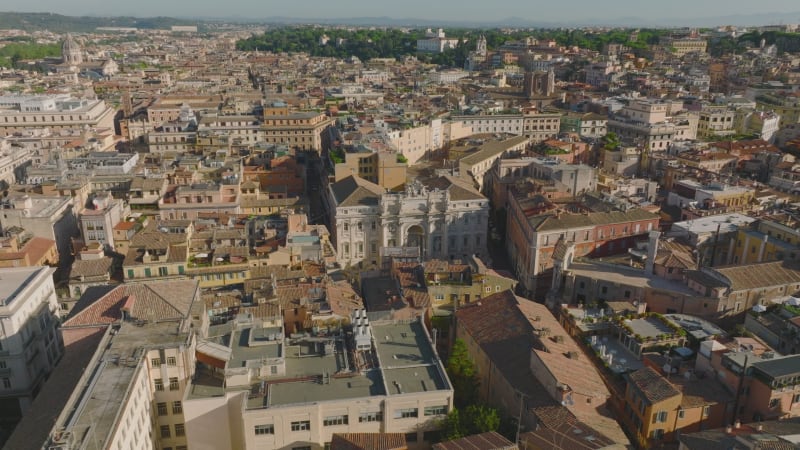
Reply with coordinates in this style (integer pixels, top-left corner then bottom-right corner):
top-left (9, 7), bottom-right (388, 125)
top-left (62, 34), bottom-right (83, 66)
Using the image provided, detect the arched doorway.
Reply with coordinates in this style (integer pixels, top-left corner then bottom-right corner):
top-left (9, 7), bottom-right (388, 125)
top-left (406, 225), bottom-right (425, 256)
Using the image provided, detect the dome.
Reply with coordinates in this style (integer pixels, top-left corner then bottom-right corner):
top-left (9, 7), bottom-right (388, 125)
top-left (62, 34), bottom-right (83, 65)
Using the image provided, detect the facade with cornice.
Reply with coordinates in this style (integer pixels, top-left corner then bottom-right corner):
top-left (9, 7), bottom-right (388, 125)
top-left (328, 176), bottom-right (489, 268)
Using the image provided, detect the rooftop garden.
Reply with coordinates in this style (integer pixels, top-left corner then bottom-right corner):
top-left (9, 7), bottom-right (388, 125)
top-left (330, 147), bottom-right (345, 164)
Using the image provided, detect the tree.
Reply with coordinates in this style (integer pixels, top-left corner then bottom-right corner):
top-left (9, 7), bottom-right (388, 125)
top-left (602, 131), bottom-right (621, 151)
top-left (440, 405), bottom-right (501, 442)
top-left (447, 338), bottom-right (479, 408)
top-left (442, 408), bottom-right (466, 440)
top-left (463, 404), bottom-right (501, 434)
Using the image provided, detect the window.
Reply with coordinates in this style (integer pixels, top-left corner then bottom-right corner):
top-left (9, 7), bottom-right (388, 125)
top-left (654, 410), bottom-right (668, 423)
top-left (174, 424), bottom-right (185, 437)
top-left (678, 409), bottom-right (685, 419)
top-left (154, 378), bottom-right (164, 391)
top-left (160, 425), bottom-right (171, 438)
top-left (424, 405), bottom-right (448, 416)
top-left (169, 377), bottom-right (179, 391)
top-left (254, 424), bottom-right (274, 435)
top-left (167, 356), bottom-right (177, 366)
top-left (394, 408), bottom-right (418, 419)
top-left (151, 358), bottom-right (162, 367)
top-left (291, 420), bottom-right (311, 431)
top-left (157, 402), bottom-right (168, 416)
top-left (172, 401), bottom-right (182, 414)
top-left (323, 415), bottom-right (348, 426)
top-left (703, 405), bottom-right (711, 417)
top-left (794, 394), bottom-right (800, 404)
top-left (405, 432), bottom-right (418, 443)
top-left (652, 429), bottom-right (664, 440)
top-left (769, 398), bottom-right (780, 409)
top-left (359, 411), bottom-right (383, 423)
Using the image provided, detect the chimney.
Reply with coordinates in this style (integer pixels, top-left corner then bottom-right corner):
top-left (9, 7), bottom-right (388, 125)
top-left (725, 425), bottom-right (733, 434)
top-left (645, 230), bottom-right (661, 275)
top-left (734, 420), bottom-right (741, 429)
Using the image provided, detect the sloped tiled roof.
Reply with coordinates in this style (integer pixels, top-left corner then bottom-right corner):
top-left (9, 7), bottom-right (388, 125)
top-left (424, 175), bottom-right (485, 201)
top-left (713, 261), bottom-right (800, 291)
top-left (433, 431), bottom-right (515, 450)
top-left (330, 433), bottom-right (407, 450)
top-left (331, 175), bottom-right (384, 207)
top-left (626, 366), bottom-right (681, 405)
top-left (70, 256), bottom-right (113, 278)
top-left (63, 280), bottom-right (198, 327)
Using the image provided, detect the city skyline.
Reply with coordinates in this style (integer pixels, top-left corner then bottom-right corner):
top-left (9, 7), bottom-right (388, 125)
top-left (2, 0), bottom-right (800, 26)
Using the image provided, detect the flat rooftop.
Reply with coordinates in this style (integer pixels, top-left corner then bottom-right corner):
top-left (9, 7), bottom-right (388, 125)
top-left (626, 317), bottom-right (675, 339)
top-left (63, 321), bottom-right (190, 449)
top-left (568, 262), bottom-right (696, 295)
top-left (0, 266), bottom-right (47, 307)
top-left (189, 319), bottom-right (449, 409)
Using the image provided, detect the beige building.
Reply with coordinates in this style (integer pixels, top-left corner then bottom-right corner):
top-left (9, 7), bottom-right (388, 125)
top-left (184, 310), bottom-right (453, 449)
top-left (0, 95), bottom-right (115, 136)
top-left (334, 150), bottom-right (407, 191)
top-left (262, 103), bottom-right (333, 152)
top-left (6, 280), bottom-right (204, 450)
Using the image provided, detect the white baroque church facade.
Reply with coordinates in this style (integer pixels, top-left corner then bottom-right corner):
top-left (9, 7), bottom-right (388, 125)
top-left (327, 175), bottom-right (490, 267)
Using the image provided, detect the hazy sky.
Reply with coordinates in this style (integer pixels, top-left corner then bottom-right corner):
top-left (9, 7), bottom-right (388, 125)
top-left (3, 0), bottom-right (800, 24)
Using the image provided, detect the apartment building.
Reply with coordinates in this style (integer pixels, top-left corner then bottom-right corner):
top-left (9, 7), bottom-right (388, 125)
top-left (8, 279), bottom-right (203, 450)
top-left (0, 266), bottom-right (63, 426)
top-left (384, 119), bottom-right (442, 165)
top-left (0, 95), bottom-right (115, 136)
top-left (559, 112), bottom-right (607, 139)
top-left (0, 194), bottom-right (79, 268)
top-left (506, 188), bottom-right (658, 295)
top-left (183, 310), bottom-right (453, 449)
top-left (422, 255), bottom-right (516, 312)
top-left (607, 99), bottom-right (697, 150)
top-left (158, 182), bottom-right (240, 220)
top-left (452, 111), bottom-right (562, 143)
top-left (262, 103), bottom-right (333, 152)
top-left (726, 213), bottom-right (800, 265)
top-left (333, 150), bottom-right (407, 191)
top-left (697, 106), bottom-right (736, 138)
top-left (747, 355), bottom-right (800, 421)
top-left (458, 136), bottom-right (529, 191)
top-left (660, 35), bottom-right (708, 56)
top-left (123, 221), bottom-right (190, 281)
top-left (621, 367), bottom-right (731, 447)
top-left (146, 95), bottom-right (223, 124)
top-left (78, 192), bottom-right (127, 250)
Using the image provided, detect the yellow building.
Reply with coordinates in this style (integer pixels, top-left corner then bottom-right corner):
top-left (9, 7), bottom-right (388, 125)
top-left (622, 367), bottom-right (731, 448)
top-left (728, 214), bottom-right (800, 265)
top-left (185, 264), bottom-right (251, 289)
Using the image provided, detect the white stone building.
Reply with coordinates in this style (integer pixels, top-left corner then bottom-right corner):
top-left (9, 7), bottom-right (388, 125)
top-left (328, 175), bottom-right (490, 268)
top-left (0, 95), bottom-right (116, 136)
top-left (0, 266), bottom-right (63, 422)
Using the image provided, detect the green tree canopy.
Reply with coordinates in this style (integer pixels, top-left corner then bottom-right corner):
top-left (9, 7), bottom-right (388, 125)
top-left (447, 338), bottom-right (479, 408)
top-left (602, 132), bottom-right (621, 151)
top-left (440, 405), bottom-right (501, 441)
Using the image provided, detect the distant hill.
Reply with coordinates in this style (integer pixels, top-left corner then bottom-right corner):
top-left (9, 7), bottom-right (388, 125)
top-left (0, 12), bottom-right (198, 33)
